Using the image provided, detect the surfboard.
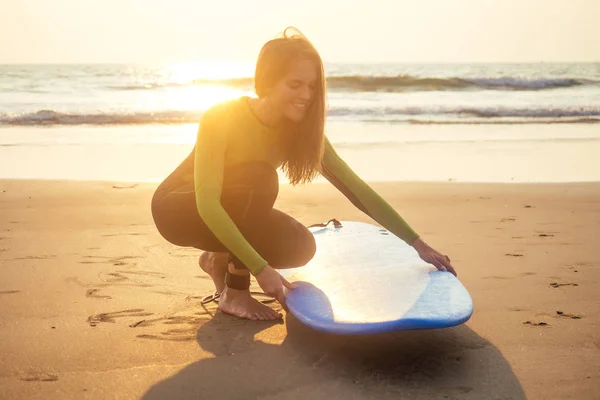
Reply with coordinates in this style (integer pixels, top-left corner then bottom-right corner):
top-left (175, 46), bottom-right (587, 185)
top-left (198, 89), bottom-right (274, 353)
top-left (280, 221), bottom-right (473, 335)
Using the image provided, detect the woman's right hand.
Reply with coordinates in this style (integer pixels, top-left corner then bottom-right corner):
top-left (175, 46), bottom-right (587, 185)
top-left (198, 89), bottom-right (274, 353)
top-left (255, 265), bottom-right (297, 310)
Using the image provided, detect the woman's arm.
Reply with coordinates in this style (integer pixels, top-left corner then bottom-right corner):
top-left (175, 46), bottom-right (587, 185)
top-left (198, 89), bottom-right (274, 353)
top-left (320, 136), bottom-right (420, 245)
top-left (193, 104), bottom-right (268, 276)
top-left (320, 136), bottom-right (457, 275)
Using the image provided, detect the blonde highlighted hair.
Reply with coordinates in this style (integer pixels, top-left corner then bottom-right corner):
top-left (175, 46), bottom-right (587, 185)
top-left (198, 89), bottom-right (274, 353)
top-left (254, 27), bottom-right (327, 186)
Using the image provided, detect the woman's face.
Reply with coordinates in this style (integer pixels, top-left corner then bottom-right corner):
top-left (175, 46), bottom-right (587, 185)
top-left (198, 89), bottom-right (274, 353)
top-left (268, 58), bottom-right (318, 123)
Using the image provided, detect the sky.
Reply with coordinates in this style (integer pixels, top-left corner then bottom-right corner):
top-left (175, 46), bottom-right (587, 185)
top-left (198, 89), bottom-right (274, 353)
top-left (1, 0), bottom-right (598, 64)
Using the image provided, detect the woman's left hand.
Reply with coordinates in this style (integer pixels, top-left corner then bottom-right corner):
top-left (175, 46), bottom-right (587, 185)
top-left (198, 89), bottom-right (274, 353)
top-left (411, 237), bottom-right (457, 277)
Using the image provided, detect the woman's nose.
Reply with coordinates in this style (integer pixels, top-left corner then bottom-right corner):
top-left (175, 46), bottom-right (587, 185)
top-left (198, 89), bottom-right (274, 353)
top-left (299, 85), bottom-right (311, 101)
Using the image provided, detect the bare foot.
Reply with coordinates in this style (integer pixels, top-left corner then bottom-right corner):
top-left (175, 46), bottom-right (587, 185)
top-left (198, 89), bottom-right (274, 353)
top-left (198, 252), bottom-right (228, 294)
top-left (218, 286), bottom-right (282, 320)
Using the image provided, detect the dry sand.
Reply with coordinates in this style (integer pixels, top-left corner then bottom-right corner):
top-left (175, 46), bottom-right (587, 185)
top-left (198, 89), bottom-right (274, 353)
top-left (0, 179), bottom-right (599, 399)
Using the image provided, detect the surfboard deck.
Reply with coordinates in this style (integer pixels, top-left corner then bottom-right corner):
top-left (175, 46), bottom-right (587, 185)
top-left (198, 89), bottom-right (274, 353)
top-left (280, 221), bottom-right (473, 335)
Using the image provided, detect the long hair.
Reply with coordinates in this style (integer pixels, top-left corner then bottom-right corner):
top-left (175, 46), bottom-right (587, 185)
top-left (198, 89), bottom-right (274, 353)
top-left (254, 27), bottom-right (327, 186)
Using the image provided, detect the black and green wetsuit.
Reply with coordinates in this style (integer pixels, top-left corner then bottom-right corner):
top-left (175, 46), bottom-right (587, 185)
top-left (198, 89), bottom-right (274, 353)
top-left (151, 96), bottom-right (419, 277)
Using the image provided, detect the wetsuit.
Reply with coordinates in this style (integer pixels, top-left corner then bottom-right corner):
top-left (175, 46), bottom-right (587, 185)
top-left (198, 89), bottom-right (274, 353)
top-left (151, 96), bottom-right (419, 279)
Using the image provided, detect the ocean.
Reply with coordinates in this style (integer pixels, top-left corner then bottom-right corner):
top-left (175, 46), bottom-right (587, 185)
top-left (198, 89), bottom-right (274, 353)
top-left (1, 62), bottom-right (600, 126)
top-left (1, 62), bottom-right (599, 183)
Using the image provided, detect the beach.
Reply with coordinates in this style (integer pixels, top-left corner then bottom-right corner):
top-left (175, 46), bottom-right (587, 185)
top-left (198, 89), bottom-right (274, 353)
top-left (1, 177), bottom-right (598, 399)
top-left (3, 1), bottom-right (600, 396)
top-left (2, 61), bottom-right (600, 399)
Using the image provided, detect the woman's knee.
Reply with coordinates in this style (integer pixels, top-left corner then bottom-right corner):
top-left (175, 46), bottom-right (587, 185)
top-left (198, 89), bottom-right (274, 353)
top-left (298, 232), bottom-right (317, 266)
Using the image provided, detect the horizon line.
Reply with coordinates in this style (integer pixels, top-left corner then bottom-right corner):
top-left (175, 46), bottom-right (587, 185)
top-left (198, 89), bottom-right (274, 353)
top-left (1, 60), bottom-right (599, 66)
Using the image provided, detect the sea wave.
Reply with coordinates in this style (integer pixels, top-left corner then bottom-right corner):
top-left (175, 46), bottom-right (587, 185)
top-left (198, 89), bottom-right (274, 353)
top-left (2, 106), bottom-right (600, 126)
top-left (0, 109), bottom-right (203, 126)
top-left (107, 75), bottom-right (596, 93)
top-left (327, 106), bottom-right (600, 118)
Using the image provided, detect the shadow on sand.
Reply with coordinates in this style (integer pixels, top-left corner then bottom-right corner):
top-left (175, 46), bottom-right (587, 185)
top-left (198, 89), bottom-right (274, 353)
top-left (141, 308), bottom-right (525, 400)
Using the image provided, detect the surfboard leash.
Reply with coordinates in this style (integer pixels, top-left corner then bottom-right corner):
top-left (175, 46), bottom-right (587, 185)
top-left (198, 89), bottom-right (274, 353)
top-left (307, 218), bottom-right (343, 229)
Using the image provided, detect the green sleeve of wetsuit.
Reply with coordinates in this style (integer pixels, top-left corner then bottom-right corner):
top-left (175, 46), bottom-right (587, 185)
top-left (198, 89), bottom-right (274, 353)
top-left (320, 136), bottom-right (420, 245)
top-left (193, 106), bottom-right (268, 276)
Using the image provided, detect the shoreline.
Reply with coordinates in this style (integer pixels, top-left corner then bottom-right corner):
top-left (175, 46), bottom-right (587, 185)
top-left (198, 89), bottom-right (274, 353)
top-left (2, 122), bottom-right (600, 184)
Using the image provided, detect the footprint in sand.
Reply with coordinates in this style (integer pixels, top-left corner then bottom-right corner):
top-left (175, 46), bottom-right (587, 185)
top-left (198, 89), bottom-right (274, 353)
top-left (79, 255), bottom-right (141, 266)
top-left (19, 372), bottom-right (59, 382)
top-left (95, 272), bottom-right (153, 288)
top-left (12, 255), bottom-right (57, 260)
top-left (556, 311), bottom-right (582, 320)
top-left (484, 272), bottom-right (535, 280)
top-left (536, 232), bottom-right (556, 237)
top-left (112, 184), bottom-right (138, 189)
top-left (87, 309), bottom-right (153, 327)
top-left (135, 324), bottom-right (210, 342)
top-left (86, 289), bottom-right (112, 299)
top-left (100, 272), bottom-right (128, 283)
top-left (550, 282), bottom-right (578, 288)
top-left (128, 313), bottom-right (209, 328)
top-left (96, 270), bottom-right (165, 287)
top-left (66, 271), bottom-right (155, 290)
top-left (151, 290), bottom-right (194, 297)
top-left (115, 270), bottom-right (166, 279)
top-left (136, 333), bottom-right (197, 342)
top-left (87, 308), bottom-right (211, 330)
top-left (129, 311), bottom-right (212, 342)
top-left (523, 321), bottom-right (549, 327)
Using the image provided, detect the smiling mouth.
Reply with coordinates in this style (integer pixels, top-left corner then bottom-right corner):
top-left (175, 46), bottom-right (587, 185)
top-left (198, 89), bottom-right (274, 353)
top-left (292, 102), bottom-right (307, 110)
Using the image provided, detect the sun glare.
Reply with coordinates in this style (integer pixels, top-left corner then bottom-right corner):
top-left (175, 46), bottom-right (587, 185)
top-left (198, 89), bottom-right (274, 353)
top-left (166, 61), bottom-right (254, 82)
top-left (162, 61), bottom-right (257, 112)
top-left (165, 86), bottom-right (250, 112)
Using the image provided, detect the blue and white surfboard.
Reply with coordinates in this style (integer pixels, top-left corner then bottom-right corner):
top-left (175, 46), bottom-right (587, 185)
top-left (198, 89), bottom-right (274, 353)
top-left (280, 221), bottom-right (473, 335)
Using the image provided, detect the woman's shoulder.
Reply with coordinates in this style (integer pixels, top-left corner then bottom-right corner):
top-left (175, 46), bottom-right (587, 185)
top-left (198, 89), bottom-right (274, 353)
top-left (200, 96), bottom-right (246, 123)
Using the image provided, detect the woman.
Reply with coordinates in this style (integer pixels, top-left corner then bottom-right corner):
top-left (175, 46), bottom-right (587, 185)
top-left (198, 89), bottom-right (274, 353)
top-left (151, 27), bottom-right (456, 321)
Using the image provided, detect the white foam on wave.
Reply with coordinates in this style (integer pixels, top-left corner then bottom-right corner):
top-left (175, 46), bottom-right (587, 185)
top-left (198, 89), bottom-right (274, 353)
top-left (2, 105), bottom-right (600, 126)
